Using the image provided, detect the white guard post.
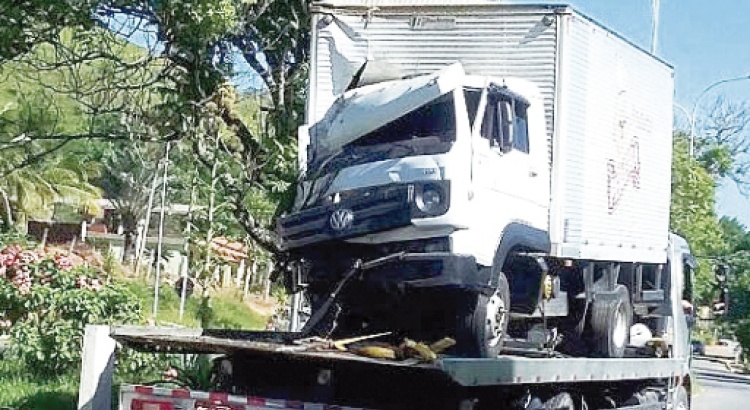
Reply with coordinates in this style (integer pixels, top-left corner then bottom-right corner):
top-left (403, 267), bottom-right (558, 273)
top-left (78, 325), bottom-right (116, 410)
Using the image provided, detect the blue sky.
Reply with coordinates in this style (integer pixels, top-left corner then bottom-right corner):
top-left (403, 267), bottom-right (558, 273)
top-left (509, 0), bottom-right (750, 226)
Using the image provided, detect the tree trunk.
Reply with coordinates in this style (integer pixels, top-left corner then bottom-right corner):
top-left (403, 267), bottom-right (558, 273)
top-left (0, 188), bottom-right (13, 229)
top-left (123, 230), bottom-right (137, 263)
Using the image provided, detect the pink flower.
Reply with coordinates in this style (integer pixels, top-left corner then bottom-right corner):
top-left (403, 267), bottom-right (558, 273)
top-left (17, 250), bottom-right (39, 265)
top-left (1, 245), bottom-right (22, 255)
top-left (163, 367), bottom-right (179, 380)
top-left (53, 254), bottom-right (73, 271)
top-left (0, 253), bottom-right (16, 268)
top-left (11, 269), bottom-right (31, 294)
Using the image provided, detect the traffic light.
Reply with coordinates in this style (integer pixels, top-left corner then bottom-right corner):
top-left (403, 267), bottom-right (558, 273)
top-left (712, 264), bottom-right (730, 316)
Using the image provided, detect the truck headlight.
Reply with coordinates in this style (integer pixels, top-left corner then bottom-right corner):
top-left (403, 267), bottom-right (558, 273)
top-left (416, 184), bottom-right (446, 214)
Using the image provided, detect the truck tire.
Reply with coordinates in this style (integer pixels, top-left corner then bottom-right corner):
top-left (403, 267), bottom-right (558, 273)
top-left (672, 385), bottom-right (689, 410)
top-left (543, 392), bottom-right (575, 410)
top-left (456, 272), bottom-right (510, 358)
top-left (589, 285), bottom-right (632, 358)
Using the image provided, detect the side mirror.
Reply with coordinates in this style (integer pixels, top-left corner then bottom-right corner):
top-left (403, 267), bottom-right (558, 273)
top-left (682, 300), bottom-right (695, 328)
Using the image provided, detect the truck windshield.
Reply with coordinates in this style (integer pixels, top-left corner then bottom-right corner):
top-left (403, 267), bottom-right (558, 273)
top-left (309, 92), bottom-right (456, 175)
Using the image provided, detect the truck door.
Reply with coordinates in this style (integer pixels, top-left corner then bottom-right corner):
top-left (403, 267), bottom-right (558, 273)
top-left (473, 88), bottom-right (541, 227)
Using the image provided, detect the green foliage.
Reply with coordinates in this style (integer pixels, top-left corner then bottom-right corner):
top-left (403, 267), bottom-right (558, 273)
top-left (0, 359), bottom-right (77, 410)
top-left (0, 244), bottom-right (142, 375)
top-left (670, 132), bottom-right (727, 304)
top-left (717, 218), bottom-right (750, 357)
top-left (735, 320), bottom-right (750, 362)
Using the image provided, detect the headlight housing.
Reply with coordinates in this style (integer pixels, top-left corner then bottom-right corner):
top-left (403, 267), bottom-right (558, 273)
top-left (411, 181), bottom-right (450, 217)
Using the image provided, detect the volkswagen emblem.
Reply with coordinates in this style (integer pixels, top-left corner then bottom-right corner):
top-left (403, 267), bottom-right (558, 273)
top-left (330, 208), bottom-right (354, 231)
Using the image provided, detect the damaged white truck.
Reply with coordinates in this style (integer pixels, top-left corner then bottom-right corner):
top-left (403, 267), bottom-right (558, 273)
top-left (280, 1), bottom-right (677, 360)
top-left (116, 2), bottom-right (697, 410)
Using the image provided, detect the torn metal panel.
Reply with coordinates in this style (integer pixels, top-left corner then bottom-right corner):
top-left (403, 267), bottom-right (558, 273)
top-left (310, 62), bottom-right (465, 155)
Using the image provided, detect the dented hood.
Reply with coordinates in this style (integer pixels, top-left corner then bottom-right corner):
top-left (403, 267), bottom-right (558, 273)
top-left (310, 63), bottom-right (466, 155)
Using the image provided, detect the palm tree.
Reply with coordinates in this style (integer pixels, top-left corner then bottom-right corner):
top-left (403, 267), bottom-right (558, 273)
top-left (0, 157), bottom-right (101, 232)
top-left (99, 142), bottom-right (162, 262)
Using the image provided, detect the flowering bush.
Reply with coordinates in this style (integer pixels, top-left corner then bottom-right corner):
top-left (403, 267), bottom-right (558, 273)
top-left (0, 244), bottom-right (142, 375)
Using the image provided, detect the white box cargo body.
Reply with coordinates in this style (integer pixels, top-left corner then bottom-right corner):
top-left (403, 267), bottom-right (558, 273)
top-left (308, 1), bottom-right (674, 264)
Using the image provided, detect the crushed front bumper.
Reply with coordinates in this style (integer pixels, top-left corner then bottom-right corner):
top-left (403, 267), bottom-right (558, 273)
top-left (361, 252), bottom-right (490, 292)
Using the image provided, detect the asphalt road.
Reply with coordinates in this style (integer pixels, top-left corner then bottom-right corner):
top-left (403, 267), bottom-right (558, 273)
top-left (692, 358), bottom-right (750, 409)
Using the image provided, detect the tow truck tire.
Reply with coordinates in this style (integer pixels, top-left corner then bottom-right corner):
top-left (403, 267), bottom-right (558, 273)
top-left (673, 385), bottom-right (689, 410)
top-left (590, 285), bottom-right (632, 358)
top-left (543, 392), bottom-right (575, 410)
top-left (456, 272), bottom-right (510, 358)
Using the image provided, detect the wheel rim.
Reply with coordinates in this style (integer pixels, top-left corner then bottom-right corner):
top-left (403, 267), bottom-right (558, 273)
top-left (485, 290), bottom-right (507, 347)
top-left (613, 304), bottom-right (628, 350)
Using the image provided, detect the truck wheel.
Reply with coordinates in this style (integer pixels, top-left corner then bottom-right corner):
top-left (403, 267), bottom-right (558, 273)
top-left (543, 392), bottom-right (575, 410)
top-left (589, 285), bottom-right (632, 358)
top-left (456, 273), bottom-right (510, 358)
top-left (672, 385), bottom-right (689, 410)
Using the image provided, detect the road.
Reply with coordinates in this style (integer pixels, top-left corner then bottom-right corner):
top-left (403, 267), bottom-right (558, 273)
top-left (693, 357), bottom-right (750, 409)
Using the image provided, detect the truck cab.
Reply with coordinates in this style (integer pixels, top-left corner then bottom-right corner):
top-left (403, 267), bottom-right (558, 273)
top-left (278, 64), bottom-right (553, 353)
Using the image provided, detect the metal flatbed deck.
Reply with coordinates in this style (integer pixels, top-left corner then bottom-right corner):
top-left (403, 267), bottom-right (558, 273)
top-left (111, 326), bottom-right (684, 387)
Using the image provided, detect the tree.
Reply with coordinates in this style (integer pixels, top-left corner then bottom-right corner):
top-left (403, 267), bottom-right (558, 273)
top-left (0, 88), bottom-right (101, 230)
top-left (695, 98), bottom-right (750, 192)
top-left (99, 142), bottom-right (163, 261)
top-left (670, 132), bottom-right (727, 305)
top-left (0, 0), bottom-right (310, 256)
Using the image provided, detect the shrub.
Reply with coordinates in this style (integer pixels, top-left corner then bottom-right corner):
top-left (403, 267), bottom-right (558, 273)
top-left (0, 244), bottom-right (142, 375)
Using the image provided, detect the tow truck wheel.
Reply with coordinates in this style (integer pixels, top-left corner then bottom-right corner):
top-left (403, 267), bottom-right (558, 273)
top-left (590, 285), bottom-right (632, 358)
top-left (456, 272), bottom-right (510, 358)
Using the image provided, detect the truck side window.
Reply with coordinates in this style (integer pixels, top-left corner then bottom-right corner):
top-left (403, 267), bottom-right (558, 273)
top-left (513, 101), bottom-right (529, 153)
top-left (499, 99), bottom-right (512, 151)
top-left (464, 88), bottom-right (481, 128)
top-left (481, 96), bottom-right (525, 153)
top-left (480, 98), bottom-right (497, 143)
top-left (682, 261), bottom-right (693, 303)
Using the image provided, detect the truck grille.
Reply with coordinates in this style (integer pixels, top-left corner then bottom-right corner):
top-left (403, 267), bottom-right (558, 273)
top-left (278, 184), bottom-right (413, 250)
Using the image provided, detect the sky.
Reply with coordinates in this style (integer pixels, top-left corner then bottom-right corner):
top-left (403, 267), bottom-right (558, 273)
top-left (506, 0), bottom-right (750, 226)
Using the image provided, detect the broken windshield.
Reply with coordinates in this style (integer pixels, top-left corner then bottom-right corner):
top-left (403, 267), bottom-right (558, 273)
top-left (309, 92), bottom-right (456, 176)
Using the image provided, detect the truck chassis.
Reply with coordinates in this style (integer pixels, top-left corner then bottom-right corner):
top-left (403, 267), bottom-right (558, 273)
top-left (114, 326), bottom-right (690, 410)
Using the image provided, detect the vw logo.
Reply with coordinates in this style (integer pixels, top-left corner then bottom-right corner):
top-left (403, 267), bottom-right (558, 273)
top-left (330, 208), bottom-right (354, 231)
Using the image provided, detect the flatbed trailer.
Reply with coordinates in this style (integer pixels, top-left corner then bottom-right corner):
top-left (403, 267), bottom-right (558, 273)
top-left (113, 326), bottom-right (690, 410)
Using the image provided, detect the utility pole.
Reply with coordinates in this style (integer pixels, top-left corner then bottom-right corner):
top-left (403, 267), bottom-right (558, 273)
top-left (152, 142), bottom-right (171, 320)
top-left (651, 0), bottom-right (660, 55)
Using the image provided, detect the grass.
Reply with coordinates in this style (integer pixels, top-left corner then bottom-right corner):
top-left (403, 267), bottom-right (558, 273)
top-left (123, 278), bottom-right (267, 329)
top-left (0, 359), bottom-right (78, 410)
top-left (0, 279), bottom-right (269, 410)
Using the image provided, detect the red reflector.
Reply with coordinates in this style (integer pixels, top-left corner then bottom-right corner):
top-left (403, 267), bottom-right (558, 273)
top-left (208, 392), bottom-right (229, 403)
top-left (171, 389), bottom-right (191, 399)
top-left (131, 399), bottom-right (174, 410)
top-left (134, 386), bottom-right (154, 395)
top-left (247, 397), bottom-right (266, 406)
top-left (195, 400), bottom-right (244, 410)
